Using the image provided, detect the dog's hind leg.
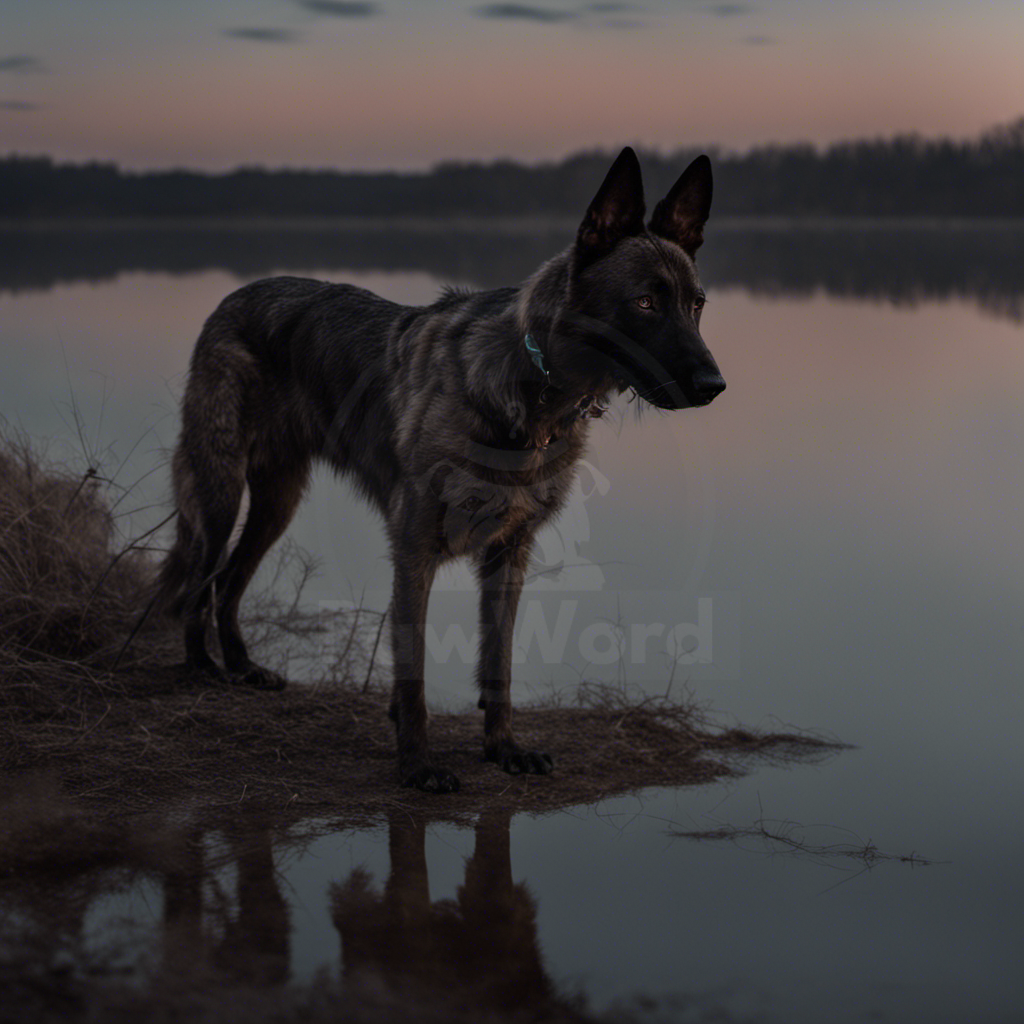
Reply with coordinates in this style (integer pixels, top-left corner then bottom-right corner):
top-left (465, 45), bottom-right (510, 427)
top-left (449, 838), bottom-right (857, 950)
top-left (476, 537), bottom-right (553, 775)
top-left (214, 461), bottom-right (310, 691)
top-left (174, 337), bottom-right (256, 682)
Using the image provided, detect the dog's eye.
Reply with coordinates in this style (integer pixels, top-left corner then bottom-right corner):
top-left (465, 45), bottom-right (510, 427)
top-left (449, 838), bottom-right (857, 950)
top-left (636, 295), bottom-right (653, 310)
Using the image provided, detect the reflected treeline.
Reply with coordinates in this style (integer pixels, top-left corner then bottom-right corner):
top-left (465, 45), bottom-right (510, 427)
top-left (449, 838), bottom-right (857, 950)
top-left (0, 220), bottom-right (572, 294)
top-left (708, 221), bottom-right (1024, 321)
top-left (2, 220), bottom-right (1022, 322)
top-left (0, 802), bottom-right (593, 1022)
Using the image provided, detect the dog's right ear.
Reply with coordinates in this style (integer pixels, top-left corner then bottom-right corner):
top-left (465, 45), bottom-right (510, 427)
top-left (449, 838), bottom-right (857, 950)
top-left (575, 147), bottom-right (646, 268)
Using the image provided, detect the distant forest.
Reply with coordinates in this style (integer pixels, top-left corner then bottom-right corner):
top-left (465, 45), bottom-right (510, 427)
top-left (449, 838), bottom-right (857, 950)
top-left (3, 119), bottom-right (1024, 220)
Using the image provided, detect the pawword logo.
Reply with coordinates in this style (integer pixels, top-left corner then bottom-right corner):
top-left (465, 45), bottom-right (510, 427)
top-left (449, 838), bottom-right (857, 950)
top-left (420, 597), bottom-right (714, 667)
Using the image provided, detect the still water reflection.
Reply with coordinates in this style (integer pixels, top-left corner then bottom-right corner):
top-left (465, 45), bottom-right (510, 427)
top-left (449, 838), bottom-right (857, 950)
top-left (1, 800), bottom-right (597, 1018)
top-left (1, 222), bottom-right (1023, 1022)
top-left (3, 780), bottom-right (1012, 1023)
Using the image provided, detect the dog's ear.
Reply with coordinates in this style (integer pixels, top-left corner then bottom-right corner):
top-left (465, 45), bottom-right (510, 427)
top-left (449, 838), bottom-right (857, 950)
top-left (575, 147), bottom-right (646, 267)
top-left (649, 154), bottom-right (712, 257)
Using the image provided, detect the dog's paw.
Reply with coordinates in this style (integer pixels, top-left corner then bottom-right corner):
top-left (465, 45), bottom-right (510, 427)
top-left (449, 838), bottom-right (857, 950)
top-left (400, 761), bottom-right (461, 794)
top-left (487, 743), bottom-right (554, 776)
top-left (229, 665), bottom-right (288, 691)
top-left (178, 660), bottom-right (229, 685)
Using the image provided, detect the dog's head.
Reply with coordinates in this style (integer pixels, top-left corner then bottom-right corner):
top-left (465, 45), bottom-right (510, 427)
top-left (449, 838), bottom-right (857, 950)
top-left (560, 147), bottom-right (726, 411)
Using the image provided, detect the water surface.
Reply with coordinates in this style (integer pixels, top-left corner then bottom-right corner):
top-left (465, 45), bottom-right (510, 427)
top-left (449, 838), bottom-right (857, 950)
top-left (1, 222), bottom-right (1022, 1022)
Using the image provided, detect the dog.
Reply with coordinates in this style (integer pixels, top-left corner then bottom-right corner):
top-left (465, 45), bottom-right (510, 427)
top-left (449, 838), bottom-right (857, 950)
top-left (155, 147), bottom-right (725, 792)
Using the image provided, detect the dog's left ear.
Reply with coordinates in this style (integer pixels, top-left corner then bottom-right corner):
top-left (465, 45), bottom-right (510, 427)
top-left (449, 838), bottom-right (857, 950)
top-left (576, 147), bottom-right (646, 267)
top-left (649, 154), bottom-right (713, 257)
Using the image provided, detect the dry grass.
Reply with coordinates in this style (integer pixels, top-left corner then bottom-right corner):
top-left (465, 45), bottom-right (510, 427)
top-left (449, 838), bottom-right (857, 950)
top-left (0, 429), bottom-right (164, 667)
top-left (1, 664), bottom-right (836, 829)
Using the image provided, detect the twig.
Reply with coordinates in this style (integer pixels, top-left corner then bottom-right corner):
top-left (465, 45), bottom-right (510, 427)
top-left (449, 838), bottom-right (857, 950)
top-left (363, 603), bottom-right (390, 693)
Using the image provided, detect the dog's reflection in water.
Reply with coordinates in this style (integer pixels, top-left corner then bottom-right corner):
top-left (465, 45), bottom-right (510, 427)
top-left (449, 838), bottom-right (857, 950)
top-left (332, 810), bottom-right (583, 1018)
top-left (160, 824), bottom-right (290, 986)
top-left (3, 801), bottom-right (598, 1017)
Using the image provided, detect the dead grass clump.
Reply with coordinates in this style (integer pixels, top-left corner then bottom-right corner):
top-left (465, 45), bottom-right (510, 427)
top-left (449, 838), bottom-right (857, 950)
top-left (0, 428), bottom-right (163, 667)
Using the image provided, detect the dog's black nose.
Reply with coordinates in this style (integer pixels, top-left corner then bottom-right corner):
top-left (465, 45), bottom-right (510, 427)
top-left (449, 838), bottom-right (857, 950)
top-left (692, 375), bottom-right (726, 405)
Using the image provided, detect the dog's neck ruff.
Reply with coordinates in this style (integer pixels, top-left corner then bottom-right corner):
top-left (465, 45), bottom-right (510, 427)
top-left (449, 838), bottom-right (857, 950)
top-left (520, 332), bottom-right (607, 449)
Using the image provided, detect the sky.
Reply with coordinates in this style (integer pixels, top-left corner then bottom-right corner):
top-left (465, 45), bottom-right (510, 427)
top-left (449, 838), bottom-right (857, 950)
top-left (1, 0), bottom-right (1022, 170)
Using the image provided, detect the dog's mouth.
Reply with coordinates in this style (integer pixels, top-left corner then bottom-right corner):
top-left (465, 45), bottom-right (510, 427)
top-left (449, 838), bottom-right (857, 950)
top-left (619, 374), bottom-right (726, 411)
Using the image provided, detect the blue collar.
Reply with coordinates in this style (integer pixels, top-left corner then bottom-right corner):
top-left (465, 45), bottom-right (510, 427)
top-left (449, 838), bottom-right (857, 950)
top-left (524, 333), bottom-right (607, 422)
top-left (523, 333), bottom-right (551, 384)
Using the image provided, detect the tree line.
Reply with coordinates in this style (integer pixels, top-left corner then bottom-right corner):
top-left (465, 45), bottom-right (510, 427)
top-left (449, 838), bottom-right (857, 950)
top-left (3, 119), bottom-right (1023, 220)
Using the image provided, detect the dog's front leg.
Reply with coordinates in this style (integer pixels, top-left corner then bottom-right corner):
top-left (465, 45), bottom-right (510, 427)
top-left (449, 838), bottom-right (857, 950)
top-left (388, 549), bottom-right (460, 793)
top-left (476, 538), bottom-right (554, 776)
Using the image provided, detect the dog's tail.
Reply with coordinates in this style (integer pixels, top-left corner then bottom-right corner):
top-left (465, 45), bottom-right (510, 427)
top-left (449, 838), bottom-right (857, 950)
top-left (152, 511), bottom-right (195, 619)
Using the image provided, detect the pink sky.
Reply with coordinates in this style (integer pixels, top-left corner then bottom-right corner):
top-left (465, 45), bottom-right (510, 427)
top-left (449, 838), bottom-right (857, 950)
top-left (2, 1), bottom-right (1022, 169)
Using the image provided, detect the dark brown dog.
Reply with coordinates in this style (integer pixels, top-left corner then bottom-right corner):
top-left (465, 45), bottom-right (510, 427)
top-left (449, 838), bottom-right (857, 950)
top-left (156, 147), bottom-right (725, 792)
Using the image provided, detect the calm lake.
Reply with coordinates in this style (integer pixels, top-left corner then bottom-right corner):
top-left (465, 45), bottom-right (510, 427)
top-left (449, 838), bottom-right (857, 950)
top-left (2, 220), bottom-right (1023, 1022)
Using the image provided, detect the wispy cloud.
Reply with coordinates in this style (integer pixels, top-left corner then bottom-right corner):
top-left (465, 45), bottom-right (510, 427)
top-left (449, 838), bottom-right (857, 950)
top-left (298, 1), bottom-right (380, 16)
top-left (475, 4), bottom-right (576, 22)
top-left (0, 99), bottom-right (40, 111)
top-left (0, 55), bottom-right (45, 73)
top-left (474, 3), bottom-right (643, 24)
top-left (705, 3), bottom-right (753, 15)
top-left (223, 27), bottom-right (299, 43)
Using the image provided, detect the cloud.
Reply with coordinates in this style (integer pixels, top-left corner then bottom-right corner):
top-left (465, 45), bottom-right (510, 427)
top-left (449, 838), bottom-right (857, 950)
top-left (705, 3), bottom-right (753, 15)
top-left (0, 55), bottom-right (45, 73)
top-left (223, 27), bottom-right (298, 43)
top-left (0, 99), bottom-right (40, 111)
top-left (744, 33), bottom-right (775, 44)
top-left (475, 4), bottom-right (576, 22)
top-left (298, 1), bottom-right (380, 15)
top-left (474, 3), bottom-right (644, 27)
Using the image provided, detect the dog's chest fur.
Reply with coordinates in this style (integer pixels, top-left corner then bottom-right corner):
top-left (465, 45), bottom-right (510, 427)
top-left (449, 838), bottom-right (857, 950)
top-left (384, 288), bottom-right (593, 558)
